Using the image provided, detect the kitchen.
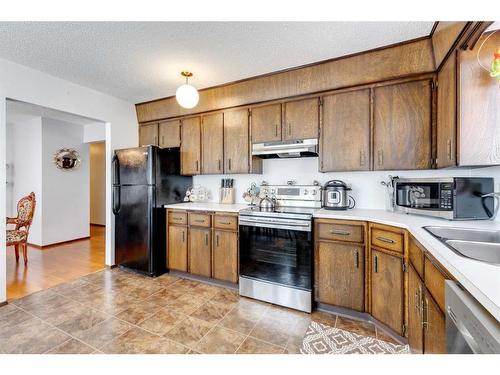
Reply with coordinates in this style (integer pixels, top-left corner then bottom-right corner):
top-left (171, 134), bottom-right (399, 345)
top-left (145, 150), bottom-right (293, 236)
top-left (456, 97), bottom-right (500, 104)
top-left (0, 11), bottom-right (499, 371)
top-left (111, 20), bottom-right (500, 355)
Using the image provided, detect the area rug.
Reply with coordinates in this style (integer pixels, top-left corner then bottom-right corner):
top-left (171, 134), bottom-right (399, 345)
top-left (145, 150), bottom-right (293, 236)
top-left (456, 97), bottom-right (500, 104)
top-left (300, 321), bottom-right (410, 354)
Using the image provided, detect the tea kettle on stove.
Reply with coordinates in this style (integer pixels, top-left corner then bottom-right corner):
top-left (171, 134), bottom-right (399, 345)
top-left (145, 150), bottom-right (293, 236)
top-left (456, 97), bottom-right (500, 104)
top-left (323, 180), bottom-right (355, 210)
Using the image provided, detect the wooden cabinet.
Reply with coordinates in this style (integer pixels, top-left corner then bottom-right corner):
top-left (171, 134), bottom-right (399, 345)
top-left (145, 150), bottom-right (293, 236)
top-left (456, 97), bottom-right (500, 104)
top-left (139, 123), bottom-right (158, 147)
top-left (180, 117), bottom-right (201, 175)
top-left (283, 98), bottom-right (319, 141)
top-left (320, 89), bottom-right (370, 172)
top-left (188, 227), bottom-right (212, 277)
top-left (316, 241), bottom-right (364, 311)
top-left (224, 109), bottom-right (249, 174)
top-left (316, 221), bottom-right (364, 243)
top-left (159, 120), bottom-right (181, 148)
top-left (212, 230), bottom-right (238, 283)
top-left (370, 249), bottom-right (404, 334)
top-left (436, 52), bottom-right (457, 168)
top-left (423, 289), bottom-right (446, 353)
top-left (201, 113), bottom-right (224, 174)
top-left (370, 225), bottom-right (404, 255)
top-left (167, 225), bottom-right (187, 272)
top-left (373, 79), bottom-right (433, 170)
top-left (250, 103), bottom-right (282, 143)
top-left (408, 264), bottom-right (424, 353)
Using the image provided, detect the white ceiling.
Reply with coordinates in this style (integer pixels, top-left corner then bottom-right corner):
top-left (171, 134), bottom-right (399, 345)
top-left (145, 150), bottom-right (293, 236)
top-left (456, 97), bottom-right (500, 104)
top-left (0, 22), bottom-right (434, 103)
top-left (6, 99), bottom-right (103, 126)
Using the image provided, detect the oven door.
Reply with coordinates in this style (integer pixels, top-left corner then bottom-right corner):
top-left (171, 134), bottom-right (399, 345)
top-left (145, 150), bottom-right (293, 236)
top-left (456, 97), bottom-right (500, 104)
top-left (239, 218), bottom-right (312, 291)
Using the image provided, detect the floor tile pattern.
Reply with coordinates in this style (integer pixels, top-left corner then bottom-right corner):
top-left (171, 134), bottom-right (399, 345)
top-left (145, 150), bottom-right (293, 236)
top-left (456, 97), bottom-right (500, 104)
top-left (0, 268), bottom-right (403, 354)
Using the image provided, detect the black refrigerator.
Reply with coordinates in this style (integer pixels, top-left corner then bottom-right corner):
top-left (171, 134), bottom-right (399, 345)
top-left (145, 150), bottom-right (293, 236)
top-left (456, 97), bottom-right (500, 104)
top-left (112, 146), bottom-right (192, 276)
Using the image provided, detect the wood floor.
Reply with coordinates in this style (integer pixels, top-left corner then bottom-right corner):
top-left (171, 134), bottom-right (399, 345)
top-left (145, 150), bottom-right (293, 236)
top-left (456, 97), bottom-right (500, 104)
top-left (6, 225), bottom-right (105, 300)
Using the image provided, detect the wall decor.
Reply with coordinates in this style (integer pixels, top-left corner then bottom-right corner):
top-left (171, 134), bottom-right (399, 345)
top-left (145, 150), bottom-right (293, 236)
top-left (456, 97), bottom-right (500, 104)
top-left (53, 148), bottom-right (81, 171)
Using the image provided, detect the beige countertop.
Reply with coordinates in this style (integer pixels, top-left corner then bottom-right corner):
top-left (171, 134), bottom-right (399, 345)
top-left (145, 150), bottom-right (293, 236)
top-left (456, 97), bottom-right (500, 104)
top-left (163, 202), bottom-right (500, 321)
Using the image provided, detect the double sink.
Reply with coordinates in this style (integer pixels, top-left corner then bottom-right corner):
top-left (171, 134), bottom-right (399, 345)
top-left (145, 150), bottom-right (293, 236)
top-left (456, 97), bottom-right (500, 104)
top-left (425, 226), bottom-right (500, 266)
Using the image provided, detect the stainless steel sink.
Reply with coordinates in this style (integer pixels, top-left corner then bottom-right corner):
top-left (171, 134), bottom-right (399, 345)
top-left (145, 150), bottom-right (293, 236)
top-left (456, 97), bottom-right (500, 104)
top-left (445, 240), bottom-right (500, 265)
top-left (425, 226), bottom-right (500, 244)
top-left (424, 226), bottom-right (500, 266)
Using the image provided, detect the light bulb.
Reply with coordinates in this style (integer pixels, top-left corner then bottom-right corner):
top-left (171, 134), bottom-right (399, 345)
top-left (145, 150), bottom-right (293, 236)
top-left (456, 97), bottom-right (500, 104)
top-left (176, 83), bottom-right (199, 109)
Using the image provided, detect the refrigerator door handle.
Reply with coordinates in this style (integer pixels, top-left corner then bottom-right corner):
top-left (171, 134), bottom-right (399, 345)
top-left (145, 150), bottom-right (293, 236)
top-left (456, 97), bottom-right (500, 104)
top-left (112, 154), bottom-right (120, 185)
top-left (112, 186), bottom-right (121, 215)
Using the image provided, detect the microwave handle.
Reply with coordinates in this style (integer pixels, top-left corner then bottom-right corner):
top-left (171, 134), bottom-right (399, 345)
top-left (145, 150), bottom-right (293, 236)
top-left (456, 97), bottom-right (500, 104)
top-left (481, 192), bottom-right (500, 220)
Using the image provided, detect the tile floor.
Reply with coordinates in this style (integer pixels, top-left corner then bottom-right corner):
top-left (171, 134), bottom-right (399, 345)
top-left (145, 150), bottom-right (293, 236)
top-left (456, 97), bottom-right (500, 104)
top-left (0, 268), bottom-right (400, 354)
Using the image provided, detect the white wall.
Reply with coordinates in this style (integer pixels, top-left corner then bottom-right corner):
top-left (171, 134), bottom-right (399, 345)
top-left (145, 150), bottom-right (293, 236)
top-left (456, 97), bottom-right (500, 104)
top-left (0, 57), bottom-right (138, 303)
top-left (194, 157), bottom-right (500, 219)
top-left (83, 122), bottom-right (106, 143)
top-left (90, 142), bottom-right (106, 226)
top-left (5, 117), bottom-right (43, 245)
top-left (41, 118), bottom-right (90, 245)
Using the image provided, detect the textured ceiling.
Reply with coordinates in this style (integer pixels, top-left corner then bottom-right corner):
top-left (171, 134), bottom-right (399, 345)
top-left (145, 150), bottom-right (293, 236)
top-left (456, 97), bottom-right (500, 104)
top-left (0, 22), bottom-right (434, 103)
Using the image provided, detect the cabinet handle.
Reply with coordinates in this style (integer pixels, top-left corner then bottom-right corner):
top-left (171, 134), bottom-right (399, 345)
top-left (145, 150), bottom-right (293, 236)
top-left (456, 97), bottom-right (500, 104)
top-left (275, 124), bottom-right (279, 137)
top-left (205, 233), bottom-right (209, 246)
top-left (377, 150), bottom-right (383, 166)
top-left (161, 135), bottom-right (165, 146)
top-left (360, 151), bottom-right (365, 166)
top-left (355, 250), bottom-right (359, 269)
top-left (228, 159), bottom-right (232, 171)
top-left (374, 255), bottom-right (378, 273)
top-left (447, 139), bottom-right (452, 160)
top-left (182, 230), bottom-right (185, 242)
top-left (154, 135), bottom-right (157, 145)
top-left (173, 217), bottom-right (182, 221)
top-left (218, 159), bottom-right (221, 171)
top-left (219, 221), bottom-right (231, 225)
top-left (330, 229), bottom-right (351, 236)
top-left (288, 123), bottom-right (291, 136)
top-left (196, 160), bottom-right (199, 172)
top-left (216, 234), bottom-right (219, 247)
top-left (194, 219), bottom-right (205, 223)
top-left (376, 236), bottom-right (395, 244)
top-left (422, 297), bottom-right (429, 330)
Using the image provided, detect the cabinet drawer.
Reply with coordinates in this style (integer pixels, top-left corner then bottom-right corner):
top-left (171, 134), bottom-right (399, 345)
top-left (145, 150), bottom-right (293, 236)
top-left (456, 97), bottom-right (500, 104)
top-left (409, 236), bottom-right (425, 279)
top-left (168, 210), bottom-right (187, 225)
top-left (213, 214), bottom-right (238, 231)
top-left (317, 222), bottom-right (364, 243)
top-left (371, 227), bottom-right (404, 254)
top-left (188, 212), bottom-right (211, 227)
top-left (424, 256), bottom-right (449, 313)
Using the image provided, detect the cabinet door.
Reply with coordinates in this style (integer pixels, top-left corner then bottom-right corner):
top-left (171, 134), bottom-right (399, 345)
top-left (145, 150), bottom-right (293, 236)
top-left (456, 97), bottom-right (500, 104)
top-left (159, 120), bottom-right (181, 148)
top-left (139, 123), bottom-right (158, 147)
top-left (168, 225), bottom-right (187, 272)
top-left (213, 230), bottom-right (238, 283)
top-left (284, 98), bottom-right (319, 140)
top-left (408, 264), bottom-right (424, 353)
top-left (201, 113), bottom-right (224, 174)
top-left (371, 249), bottom-right (404, 334)
top-left (373, 80), bottom-right (432, 170)
top-left (316, 241), bottom-right (364, 311)
top-left (250, 103), bottom-right (282, 143)
top-left (423, 290), bottom-right (446, 353)
top-left (188, 228), bottom-right (212, 277)
top-left (180, 117), bottom-right (201, 175)
top-left (436, 53), bottom-right (457, 168)
top-left (321, 90), bottom-right (370, 171)
top-left (224, 109), bottom-right (249, 174)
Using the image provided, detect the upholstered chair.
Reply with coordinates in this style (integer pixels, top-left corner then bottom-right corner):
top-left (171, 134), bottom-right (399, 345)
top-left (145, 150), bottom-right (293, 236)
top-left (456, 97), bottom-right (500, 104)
top-left (6, 192), bottom-right (36, 265)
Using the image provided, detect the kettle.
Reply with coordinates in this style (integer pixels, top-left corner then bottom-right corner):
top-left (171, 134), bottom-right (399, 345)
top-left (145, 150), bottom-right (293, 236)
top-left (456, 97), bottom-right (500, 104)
top-left (323, 180), bottom-right (355, 210)
top-left (259, 195), bottom-right (276, 210)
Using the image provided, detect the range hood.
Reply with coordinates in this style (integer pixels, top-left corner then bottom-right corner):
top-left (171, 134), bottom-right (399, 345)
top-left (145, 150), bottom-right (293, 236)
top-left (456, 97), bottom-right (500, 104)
top-left (252, 138), bottom-right (319, 159)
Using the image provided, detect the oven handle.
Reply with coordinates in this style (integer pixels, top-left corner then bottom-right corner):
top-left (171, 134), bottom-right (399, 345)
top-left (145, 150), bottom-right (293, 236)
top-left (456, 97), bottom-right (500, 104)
top-left (239, 217), bottom-right (311, 231)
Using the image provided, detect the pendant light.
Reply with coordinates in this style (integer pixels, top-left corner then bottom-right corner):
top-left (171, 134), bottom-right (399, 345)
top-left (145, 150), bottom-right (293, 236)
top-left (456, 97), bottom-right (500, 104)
top-left (175, 71), bottom-right (199, 109)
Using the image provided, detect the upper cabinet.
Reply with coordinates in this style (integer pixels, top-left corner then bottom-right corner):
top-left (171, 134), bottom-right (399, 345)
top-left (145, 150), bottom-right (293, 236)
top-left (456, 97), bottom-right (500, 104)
top-left (250, 103), bottom-right (282, 143)
top-left (283, 98), bottom-right (319, 140)
top-left (158, 119), bottom-right (181, 148)
top-left (224, 108), bottom-right (250, 174)
top-left (201, 113), bottom-right (224, 174)
top-left (139, 123), bottom-right (158, 147)
top-left (180, 116), bottom-right (201, 175)
top-left (320, 89), bottom-right (371, 172)
top-left (373, 79), bottom-right (433, 170)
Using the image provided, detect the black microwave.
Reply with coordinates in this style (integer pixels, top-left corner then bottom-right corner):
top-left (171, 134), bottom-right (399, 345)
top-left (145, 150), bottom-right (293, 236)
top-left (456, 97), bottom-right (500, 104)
top-left (394, 177), bottom-right (495, 220)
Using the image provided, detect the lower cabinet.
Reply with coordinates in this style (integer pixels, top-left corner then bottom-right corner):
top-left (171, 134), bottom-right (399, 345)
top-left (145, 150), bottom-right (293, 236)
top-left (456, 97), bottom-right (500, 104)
top-left (423, 289), bottom-right (446, 353)
top-left (167, 209), bottom-right (238, 284)
top-left (167, 225), bottom-right (188, 272)
top-left (370, 249), bottom-right (404, 335)
top-left (212, 230), bottom-right (238, 283)
top-left (408, 264), bottom-right (424, 353)
top-left (316, 241), bottom-right (364, 311)
top-left (188, 227), bottom-right (212, 277)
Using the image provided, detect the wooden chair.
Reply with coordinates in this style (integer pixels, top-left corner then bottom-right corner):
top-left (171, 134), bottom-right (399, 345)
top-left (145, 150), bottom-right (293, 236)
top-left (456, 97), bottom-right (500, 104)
top-left (6, 192), bottom-right (36, 265)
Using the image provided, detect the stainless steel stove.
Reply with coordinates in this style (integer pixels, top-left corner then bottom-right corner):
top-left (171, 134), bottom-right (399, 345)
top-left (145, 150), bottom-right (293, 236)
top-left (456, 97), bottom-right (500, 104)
top-left (238, 183), bottom-right (322, 313)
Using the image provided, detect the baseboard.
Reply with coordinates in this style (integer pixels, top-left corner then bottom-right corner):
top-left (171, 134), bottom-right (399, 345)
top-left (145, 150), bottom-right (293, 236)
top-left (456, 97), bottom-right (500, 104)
top-left (106, 264), bottom-right (117, 269)
top-left (28, 236), bottom-right (91, 249)
top-left (0, 301), bottom-right (8, 308)
top-left (169, 270), bottom-right (239, 291)
top-left (90, 223), bottom-right (105, 227)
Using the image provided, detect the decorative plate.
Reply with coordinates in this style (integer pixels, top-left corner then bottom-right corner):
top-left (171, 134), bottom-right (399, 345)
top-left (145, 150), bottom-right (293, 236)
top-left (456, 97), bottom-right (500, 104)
top-left (53, 148), bottom-right (81, 171)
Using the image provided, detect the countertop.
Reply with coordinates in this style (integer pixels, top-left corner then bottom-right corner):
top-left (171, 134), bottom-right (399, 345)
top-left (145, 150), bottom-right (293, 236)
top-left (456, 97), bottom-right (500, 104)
top-left (163, 202), bottom-right (500, 321)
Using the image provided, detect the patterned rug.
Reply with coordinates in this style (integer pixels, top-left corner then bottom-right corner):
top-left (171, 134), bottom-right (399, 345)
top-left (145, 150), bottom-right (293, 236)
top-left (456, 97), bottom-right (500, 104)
top-left (300, 321), bottom-right (410, 354)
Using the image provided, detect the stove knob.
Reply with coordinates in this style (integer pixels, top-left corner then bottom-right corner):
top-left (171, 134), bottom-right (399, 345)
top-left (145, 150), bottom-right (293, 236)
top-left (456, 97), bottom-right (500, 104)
top-left (311, 190), bottom-right (316, 195)
top-left (304, 189), bottom-right (308, 195)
